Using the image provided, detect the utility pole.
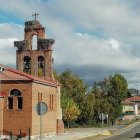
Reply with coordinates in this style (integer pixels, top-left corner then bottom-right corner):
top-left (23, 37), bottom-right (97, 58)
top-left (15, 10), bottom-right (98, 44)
top-left (40, 102), bottom-right (42, 140)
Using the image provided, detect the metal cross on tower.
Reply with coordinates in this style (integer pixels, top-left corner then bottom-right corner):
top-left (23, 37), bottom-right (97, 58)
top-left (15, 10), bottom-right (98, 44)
top-left (32, 12), bottom-right (39, 21)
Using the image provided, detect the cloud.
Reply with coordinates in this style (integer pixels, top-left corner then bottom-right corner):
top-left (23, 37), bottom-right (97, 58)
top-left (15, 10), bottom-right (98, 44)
top-left (0, 1), bottom-right (140, 89)
top-left (0, 38), bottom-right (17, 66)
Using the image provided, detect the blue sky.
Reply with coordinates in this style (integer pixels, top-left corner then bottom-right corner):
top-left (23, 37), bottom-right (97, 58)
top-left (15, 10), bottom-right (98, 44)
top-left (0, 0), bottom-right (140, 89)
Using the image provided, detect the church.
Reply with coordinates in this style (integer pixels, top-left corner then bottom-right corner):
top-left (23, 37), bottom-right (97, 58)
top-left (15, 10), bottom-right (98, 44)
top-left (0, 15), bottom-right (64, 139)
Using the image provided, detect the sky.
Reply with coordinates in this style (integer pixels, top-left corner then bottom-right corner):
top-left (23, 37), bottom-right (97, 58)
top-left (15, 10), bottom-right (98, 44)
top-left (0, 0), bottom-right (140, 89)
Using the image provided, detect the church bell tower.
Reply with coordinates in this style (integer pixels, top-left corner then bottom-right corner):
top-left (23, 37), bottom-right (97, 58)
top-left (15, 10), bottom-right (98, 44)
top-left (14, 14), bottom-right (55, 80)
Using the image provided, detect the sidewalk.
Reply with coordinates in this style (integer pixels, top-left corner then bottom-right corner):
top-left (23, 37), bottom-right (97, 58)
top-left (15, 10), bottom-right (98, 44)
top-left (40, 125), bottom-right (126, 140)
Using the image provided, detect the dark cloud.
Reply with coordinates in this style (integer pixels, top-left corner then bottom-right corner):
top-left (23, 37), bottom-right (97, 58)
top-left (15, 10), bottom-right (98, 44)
top-left (0, 1), bottom-right (140, 89)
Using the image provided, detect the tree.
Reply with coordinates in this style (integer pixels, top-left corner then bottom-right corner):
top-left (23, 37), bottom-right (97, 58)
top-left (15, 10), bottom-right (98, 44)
top-left (109, 74), bottom-right (128, 102)
top-left (53, 70), bottom-right (60, 81)
top-left (60, 69), bottom-right (87, 99)
top-left (108, 74), bottom-right (128, 121)
top-left (92, 74), bottom-right (128, 123)
top-left (82, 93), bottom-right (96, 124)
top-left (61, 95), bottom-right (80, 127)
top-left (60, 69), bottom-right (87, 122)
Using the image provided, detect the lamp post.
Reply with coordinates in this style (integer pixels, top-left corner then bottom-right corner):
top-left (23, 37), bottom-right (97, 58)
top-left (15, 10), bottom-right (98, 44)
top-left (106, 114), bottom-right (109, 126)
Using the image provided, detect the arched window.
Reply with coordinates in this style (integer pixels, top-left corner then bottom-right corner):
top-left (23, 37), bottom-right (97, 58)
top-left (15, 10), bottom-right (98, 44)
top-left (38, 56), bottom-right (45, 77)
top-left (8, 89), bottom-right (23, 110)
top-left (23, 56), bottom-right (31, 74)
top-left (32, 35), bottom-right (37, 50)
top-left (10, 89), bottom-right (21, 96)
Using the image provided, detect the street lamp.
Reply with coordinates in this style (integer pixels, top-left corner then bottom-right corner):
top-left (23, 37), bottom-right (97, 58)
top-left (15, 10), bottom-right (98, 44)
top-left (106, 114), bottom-right (109, 126)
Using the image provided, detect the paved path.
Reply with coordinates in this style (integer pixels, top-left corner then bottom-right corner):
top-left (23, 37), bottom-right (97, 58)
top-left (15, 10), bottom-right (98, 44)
top-left (39, 125), bottom-right (126, 140)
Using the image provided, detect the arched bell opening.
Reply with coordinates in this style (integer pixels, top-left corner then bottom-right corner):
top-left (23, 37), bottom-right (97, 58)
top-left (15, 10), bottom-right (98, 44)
top-left (38, 56), bottom-right (45, 77)
top-left (32, 34), bottom-right (38, 50)
top-left (23, 56), bottom-right (31, 74)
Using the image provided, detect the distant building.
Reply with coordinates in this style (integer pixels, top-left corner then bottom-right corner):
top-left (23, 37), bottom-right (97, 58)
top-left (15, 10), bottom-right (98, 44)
top-left (122, 96), bottom-right (140, 116)
top-left (0, 16), bottom-right (64, 139)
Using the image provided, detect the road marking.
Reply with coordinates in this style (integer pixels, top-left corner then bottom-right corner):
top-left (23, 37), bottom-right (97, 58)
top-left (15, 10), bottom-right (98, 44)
top-left (100, 121), bottom-right (140, 140)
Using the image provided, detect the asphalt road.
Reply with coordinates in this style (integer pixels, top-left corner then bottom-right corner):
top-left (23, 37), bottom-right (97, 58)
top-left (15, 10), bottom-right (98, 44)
top-left (104, 122), bottom-right (140, 140)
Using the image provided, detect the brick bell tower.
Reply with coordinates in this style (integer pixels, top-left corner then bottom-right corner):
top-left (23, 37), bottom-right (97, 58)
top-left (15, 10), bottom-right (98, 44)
top-left (14, 14), bottom-right (54, 80)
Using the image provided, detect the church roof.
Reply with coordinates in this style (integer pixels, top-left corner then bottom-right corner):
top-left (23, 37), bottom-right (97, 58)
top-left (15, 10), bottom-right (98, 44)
top-left (0, 65), bottom-right (58, 87)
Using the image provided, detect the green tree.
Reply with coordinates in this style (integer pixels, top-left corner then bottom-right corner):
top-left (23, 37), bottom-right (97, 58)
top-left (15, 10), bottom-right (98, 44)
top-left (53, 70), bottom-right (60, 81)
top-left (60, 69), bottom-right (87, 122)
top-left (109, 74), bottom-right (128, 102)
top-left (60, 69), bottom-right (87, 99)
top-left (61, 95), bottom-right (81, 127)
top-left (108, 74), bottom-right (127, 121)
top-left (82, 93), bottom-right (96, 125)
top-left (92, 74), bottom-right (128, 123)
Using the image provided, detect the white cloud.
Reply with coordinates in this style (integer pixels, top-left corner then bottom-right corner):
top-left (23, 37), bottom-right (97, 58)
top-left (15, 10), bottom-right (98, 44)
top-left (107, 38), bottom-right (121, 50)
top-left (0, 1), bottom-right (140, 89)
top-left (0, 37), bottom-right (17, 65)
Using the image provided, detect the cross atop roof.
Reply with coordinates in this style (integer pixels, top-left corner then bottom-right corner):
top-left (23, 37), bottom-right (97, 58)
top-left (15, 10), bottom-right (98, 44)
top-left (32, 12), bottom-right (39, 21)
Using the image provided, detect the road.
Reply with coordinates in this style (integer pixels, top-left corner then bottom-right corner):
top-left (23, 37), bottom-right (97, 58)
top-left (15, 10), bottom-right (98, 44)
top-left (104, 122), bottom-right (140, 140)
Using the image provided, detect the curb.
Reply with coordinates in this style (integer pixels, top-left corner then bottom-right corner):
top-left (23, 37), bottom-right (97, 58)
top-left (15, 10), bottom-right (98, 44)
top-left (74, 121), bottom-right (140, 140)
top-left (99, 121), bottom-right (140, 140)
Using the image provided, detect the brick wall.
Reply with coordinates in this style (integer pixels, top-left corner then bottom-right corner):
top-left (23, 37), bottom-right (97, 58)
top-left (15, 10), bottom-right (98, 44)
top-left (1, 82), bottom-right (32, 136)
top-left (0, 98), bottom-right (4, 134)
top-left (1, 80), bottom-right (64, 136)
top-left (31, 83), bottom-right (58, 135)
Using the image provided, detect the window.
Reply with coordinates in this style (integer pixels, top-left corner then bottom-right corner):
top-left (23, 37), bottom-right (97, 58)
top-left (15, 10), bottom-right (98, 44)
top-left (38, 56), bottom-right (45, 77)
top-left (38, 93), bottom-right (42, 102)
top-left (8, 89), bottom-right (23, 110)
top-left (8, 97), bottom-right (13, 109)
top-left (49, 94), bottom-right (54, 111)
top-left (10, 89), bottom-right (21, 96)
top-left (23, 56), bottom-right (31, 74)
top-left (17, 97), bottom-right (23, 110)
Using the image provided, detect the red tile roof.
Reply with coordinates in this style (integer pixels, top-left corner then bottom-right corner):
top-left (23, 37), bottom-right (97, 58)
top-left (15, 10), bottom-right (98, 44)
top-left (0, 92), bottom-right (6, 97)
top-left (122, 99), bottom-right (134, 105)
top-left (127, 96), bottom-right (140, 101)
top-left (122, 96), bottom-right (140, 105)
top-left (0, 66), bottom-right (58, 87)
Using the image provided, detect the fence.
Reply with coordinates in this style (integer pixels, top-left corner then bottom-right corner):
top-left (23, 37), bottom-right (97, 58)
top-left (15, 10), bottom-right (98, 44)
top-left (0, 128), bottom-right (31, 140)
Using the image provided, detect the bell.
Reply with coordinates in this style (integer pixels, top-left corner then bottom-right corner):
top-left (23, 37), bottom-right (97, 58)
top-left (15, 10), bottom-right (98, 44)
top-left (24, 63), bottom-right (30, 69)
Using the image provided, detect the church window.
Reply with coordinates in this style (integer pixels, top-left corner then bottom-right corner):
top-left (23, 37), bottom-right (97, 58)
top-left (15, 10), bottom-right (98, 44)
top-left (38, 56), bottom-right (45, 77)
top-left (17, 97), bottom-right (23, 110)
top-left (49, 94), bottom-right (54, 111)
top-left (23, 56), bottom-right (31, 74)
top-left (8, 97), bottom-right (13, 110)
top-left (38, 93), bottom-right (42, 102)
top-left (10, 89), bottom-right (21, 96)
top-left (8, 89), bottom-right (23, 110)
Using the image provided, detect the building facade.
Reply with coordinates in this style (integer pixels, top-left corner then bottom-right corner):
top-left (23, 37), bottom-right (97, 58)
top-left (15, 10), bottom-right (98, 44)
top-left (0, 18), bottom-right (64, 139)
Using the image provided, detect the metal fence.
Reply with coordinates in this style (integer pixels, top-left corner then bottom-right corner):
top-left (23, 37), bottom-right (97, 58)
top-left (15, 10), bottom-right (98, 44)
top-left (0, 128), bottom-right (31, 140)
